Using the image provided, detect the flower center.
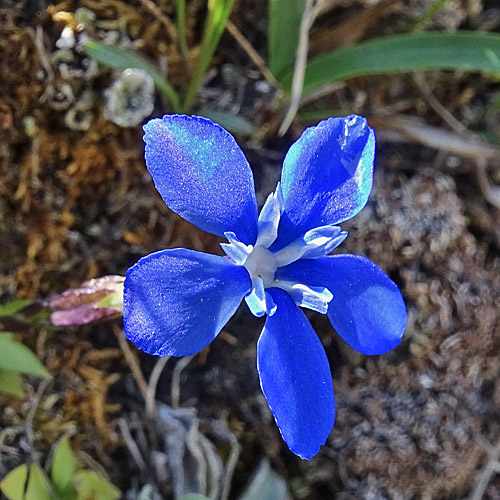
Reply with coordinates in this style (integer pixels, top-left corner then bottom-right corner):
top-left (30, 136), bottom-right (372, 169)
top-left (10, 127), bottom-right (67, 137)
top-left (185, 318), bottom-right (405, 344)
top-left (243, 245), bottom-right (278, 288)
top-left (220, 185), bottom-right (343, 317)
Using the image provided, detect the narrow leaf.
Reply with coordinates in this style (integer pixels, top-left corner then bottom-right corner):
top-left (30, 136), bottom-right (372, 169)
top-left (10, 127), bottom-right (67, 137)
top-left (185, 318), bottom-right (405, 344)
top-left (0, 369), bottom-right (24, 396)
top-left (82, 41), bottom-right (181, 111)
top-left (280, 32), bottom-right (500, 94)
top-left (176, 0), bottom-right (189, 59)
top-left (0, 300), bottom-right (31, 316)
top-left (51, 436), bottom-right (77, 495)
top-left (0, 465), bottom-right (52, 500)
top-left (409, 0), bottom-right (451, 31)
top-left (268, 0), bottom-right (305, 79)
top-left (183, 0), bottom-right (237, 111)
top-left (0, 338), bottom-right (51, 378)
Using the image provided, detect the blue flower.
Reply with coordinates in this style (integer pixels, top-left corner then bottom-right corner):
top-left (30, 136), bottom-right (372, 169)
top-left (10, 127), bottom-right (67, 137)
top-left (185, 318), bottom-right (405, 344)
top-left (123, 114), bottom-right (407, 460)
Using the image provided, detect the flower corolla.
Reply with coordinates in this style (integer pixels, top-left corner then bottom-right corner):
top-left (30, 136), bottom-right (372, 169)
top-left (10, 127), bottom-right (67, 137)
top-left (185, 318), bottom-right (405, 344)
top-left (123, 114), bottom-right (407, 459)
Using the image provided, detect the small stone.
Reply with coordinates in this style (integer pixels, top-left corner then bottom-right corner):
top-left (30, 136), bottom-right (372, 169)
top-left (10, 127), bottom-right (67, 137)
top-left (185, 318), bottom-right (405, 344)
top-left (104, 68), bottom-right (155, 127)
top-left (56, 27), bottom-right (75, 50)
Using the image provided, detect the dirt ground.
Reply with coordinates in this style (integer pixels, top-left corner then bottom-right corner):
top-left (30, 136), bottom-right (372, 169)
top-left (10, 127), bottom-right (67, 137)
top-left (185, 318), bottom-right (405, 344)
top-left (1, 1), bottom-right (500, 499)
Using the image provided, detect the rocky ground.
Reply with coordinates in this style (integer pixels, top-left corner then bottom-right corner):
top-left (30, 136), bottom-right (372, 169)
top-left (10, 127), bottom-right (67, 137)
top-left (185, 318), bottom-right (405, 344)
top-left (1, 1), bottom-right (500, 499)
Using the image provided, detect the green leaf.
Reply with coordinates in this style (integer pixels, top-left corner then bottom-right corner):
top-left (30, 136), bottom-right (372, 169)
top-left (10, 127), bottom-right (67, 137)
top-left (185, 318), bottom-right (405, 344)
top-left (238, 460), bottom-right (287, 500)
top-left (0, 369), bottom-right (23, 396)
top-left (0, 338), bottom-right (51, 378)
top-left (280, 32), bottom-right (500, 94)
top-left (82, 41), bottom-right (181, 112)
top-left (268, 0), bottom-right (305, 79)
top-left (0, 300), bottom-right (31, 316)
top-left (51, 436), bottom-right (77, 495)
top-left (74, 470), bottom-right (121, 500)
top-left (183, 0), bottom-right (237, 111)
top-left (197, 109), bottom-right (256, 135)
top-left (0, 464), bottom-right (52, 500)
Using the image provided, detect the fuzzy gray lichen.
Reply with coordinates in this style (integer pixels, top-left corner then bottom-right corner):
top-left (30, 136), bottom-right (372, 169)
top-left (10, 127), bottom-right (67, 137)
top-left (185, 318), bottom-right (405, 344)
top-left (104, 68), bottom-right (155, 127)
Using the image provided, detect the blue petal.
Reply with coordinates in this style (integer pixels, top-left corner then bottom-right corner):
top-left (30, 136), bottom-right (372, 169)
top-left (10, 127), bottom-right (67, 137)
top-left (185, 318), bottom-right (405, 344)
top-left (276, 255), bottom-right (407, 355)
top-left (257, 288), bottom-right (335, 460)
top-left (272, 115), bottom-right (375, 250)
top-left (144, 115), bottom-right (258, 245)
top-left (123, 248), bottom-right (251, 356)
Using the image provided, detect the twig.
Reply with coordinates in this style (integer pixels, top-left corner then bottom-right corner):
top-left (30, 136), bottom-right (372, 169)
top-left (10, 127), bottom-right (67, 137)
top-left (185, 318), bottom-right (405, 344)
top-left (32, 25), bottom-right (57, 105)
top-left (79, 450), bottom-right (111, 479)
top-left (145, 355), bottom-right (170, 419)
top-left (171, 355), bottom-right (193, 408)
top-left (474, 159), bottom-right (500, 209)
top-left (371, 114), bottom-right (500, 162)
top-left (32, 25), bottom-right (55, 81)
top-left (24, 380), bottom-right (49, 451)
top-left (225, 20), bottom-right (279, 88)
top-left (299, 81), bottom-right (344, 107)
top-left (118, 418), bottom-right (147, 472)
top-left (469, 436), bottom-right (500, 500)
top-left (413, 71), bottom-right (468, 134)
top-left (24, 381), bottom-right (62, 500)
top-left (139, 0), bottom-right (178, 41)
top-left (312, 0), bottom-right (332, 19)
top-left (209, 421), bottom-right (240, 500)
top-left (371, 114), bottom-right (500, 209)
top-left (279, 0), bottom-right (316, 135)
top-left (112, 324), bottom-right (149, 402)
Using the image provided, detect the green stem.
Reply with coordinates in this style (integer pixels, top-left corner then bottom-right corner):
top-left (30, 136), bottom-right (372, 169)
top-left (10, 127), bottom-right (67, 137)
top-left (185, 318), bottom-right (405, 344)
top-left (176, 0), bottom-right (190, 61)
top-left (410, 0), bottom-right (450, 31)
top-left (182, 0), bottom-right (236, 112)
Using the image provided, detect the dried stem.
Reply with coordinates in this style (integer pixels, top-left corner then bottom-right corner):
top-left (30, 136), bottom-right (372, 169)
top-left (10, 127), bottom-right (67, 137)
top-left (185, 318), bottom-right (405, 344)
top-left (226, 20), bottom-right (279, 88)
top-left (112, 324), bottom-right (148, 402)
top-left (279, 0), bottom-right (317, 135)
top-left (145, 355), bottom-right (170, 419)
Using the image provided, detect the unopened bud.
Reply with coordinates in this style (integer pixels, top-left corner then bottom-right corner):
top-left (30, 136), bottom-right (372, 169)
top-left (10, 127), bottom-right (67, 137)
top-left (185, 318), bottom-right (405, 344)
top-left (49, 275), bottom-right (124, 326)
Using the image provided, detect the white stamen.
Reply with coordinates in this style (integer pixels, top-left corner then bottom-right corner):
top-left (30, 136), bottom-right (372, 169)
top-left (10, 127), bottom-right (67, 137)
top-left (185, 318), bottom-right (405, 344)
top-left (243, 246), bottom-right (278, 287)
top-left (220, 186), bottom-right (342, 317)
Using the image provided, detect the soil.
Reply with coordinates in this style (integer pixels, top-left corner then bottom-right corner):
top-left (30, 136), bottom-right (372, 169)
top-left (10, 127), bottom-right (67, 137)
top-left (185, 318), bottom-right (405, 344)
top-left (1, 1), bottom-right (500, 499)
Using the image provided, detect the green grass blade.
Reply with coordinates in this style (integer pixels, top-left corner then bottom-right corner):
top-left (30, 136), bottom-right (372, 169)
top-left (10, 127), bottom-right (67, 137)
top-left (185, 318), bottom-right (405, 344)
top-left (268, 0), bottom-right (305, 79)
top-left (183, 0), bottom-right (237, 111)
top-left (176, 0), bottom-right (189, 60)
top-left (409, 0), bottom-right (451, 31)
top-left (82, 41), bottom-right (181, 112)
top-left (280, 32), bottom-right (500, 94)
